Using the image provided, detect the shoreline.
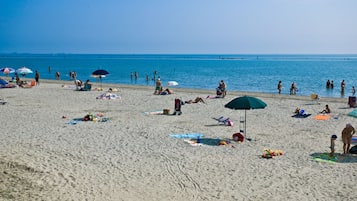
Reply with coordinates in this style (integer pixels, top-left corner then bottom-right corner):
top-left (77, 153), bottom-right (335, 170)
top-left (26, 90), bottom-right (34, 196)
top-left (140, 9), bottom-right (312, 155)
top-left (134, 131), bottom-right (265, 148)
top-left (1, 76), bottom-right (349, 104)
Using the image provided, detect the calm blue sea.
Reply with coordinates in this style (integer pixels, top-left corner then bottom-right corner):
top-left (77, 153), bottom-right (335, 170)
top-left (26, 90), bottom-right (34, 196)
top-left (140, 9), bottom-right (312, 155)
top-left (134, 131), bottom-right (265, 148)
top-left (1, 54), bottom-right (357, 98)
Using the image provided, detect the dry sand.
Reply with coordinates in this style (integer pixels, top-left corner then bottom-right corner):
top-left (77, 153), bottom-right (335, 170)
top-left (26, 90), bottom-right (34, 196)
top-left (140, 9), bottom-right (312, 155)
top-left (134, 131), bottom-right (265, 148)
top-left (0, 78), bottom-right (356, 201)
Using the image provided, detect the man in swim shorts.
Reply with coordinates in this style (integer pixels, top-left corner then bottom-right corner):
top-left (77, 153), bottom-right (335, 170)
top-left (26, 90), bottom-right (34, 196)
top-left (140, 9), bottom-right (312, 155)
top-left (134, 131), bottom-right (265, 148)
top-left (342, 123), bottom-right (355, 154)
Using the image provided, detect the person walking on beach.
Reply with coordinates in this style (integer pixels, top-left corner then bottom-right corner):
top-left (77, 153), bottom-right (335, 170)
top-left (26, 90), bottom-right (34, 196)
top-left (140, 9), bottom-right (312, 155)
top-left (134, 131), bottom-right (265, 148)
top-left (342, 123), bottom-right (355, 154)
top-left (35, 70), bottom-right (40, 86)
top-left (277, 81), bottom-right (282, 94)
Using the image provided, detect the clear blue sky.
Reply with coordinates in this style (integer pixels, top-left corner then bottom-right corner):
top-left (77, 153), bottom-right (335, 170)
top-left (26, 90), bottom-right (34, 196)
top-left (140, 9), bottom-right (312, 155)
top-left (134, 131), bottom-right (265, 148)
top-left (1, 0), bottom-right (356, 54)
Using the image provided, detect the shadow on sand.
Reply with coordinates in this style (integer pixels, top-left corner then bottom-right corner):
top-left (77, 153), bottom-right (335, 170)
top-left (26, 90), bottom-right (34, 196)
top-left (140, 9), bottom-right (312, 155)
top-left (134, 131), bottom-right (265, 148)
top-left (310, 152), bottom-right (357, 163)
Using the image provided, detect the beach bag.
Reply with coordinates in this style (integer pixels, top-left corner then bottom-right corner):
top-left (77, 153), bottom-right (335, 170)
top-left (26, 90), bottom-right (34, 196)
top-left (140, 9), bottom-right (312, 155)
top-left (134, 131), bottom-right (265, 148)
top-left (349, 145), bottom-right (357, 154)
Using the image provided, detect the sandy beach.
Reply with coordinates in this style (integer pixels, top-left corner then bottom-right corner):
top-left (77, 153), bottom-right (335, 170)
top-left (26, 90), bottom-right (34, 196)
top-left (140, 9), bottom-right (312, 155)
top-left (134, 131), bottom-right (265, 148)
top-left (0, 78), bottom-right (356, 201)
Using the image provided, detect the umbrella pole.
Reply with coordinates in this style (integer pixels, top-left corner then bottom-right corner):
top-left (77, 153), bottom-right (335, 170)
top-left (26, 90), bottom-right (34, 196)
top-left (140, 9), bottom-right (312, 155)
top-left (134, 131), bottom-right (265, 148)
top-left (244, 110), bottom-right (247, 139)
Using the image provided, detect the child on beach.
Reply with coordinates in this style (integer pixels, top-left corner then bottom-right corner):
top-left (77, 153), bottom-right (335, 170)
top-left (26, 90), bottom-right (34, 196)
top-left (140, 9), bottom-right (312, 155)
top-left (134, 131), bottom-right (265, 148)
top-left (330, 134), bottom-right (337, 157)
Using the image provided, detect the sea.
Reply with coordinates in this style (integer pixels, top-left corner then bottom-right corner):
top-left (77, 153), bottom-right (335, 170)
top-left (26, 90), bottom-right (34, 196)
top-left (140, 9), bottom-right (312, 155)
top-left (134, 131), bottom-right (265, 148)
top-left (1, 54), bottom-right (357, 98)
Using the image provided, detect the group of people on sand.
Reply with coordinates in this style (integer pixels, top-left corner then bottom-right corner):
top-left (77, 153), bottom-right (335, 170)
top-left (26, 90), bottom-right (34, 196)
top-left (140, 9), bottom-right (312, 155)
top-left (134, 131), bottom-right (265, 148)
top-left (10, 71), bottom-right (40, 87)
top-left (292, 103), bottom-right (355, 157)
top-left (75, 79), bottom-right (91, 91)
top-left (311, 103), bottom-right (356, 157)
top-left (153, 78), bottom-right (227, 98)
top-left (153, 77), bottom-right (175, 95)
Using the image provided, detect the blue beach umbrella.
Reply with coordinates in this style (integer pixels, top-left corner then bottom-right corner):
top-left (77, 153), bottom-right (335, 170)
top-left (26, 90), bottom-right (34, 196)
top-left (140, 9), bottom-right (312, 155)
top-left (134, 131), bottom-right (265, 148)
top-left (0, 78), bottom-right (8, 85)
top-left (92, 69), bottom-right (109, 89)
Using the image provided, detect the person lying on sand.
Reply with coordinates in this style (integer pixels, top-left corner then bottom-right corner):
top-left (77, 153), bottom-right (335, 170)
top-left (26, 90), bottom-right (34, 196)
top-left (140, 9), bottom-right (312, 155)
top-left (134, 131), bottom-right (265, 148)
top-left (159, 88), bottom-right (174, 95)
top-left (185, 97), bottom-right (205, 104)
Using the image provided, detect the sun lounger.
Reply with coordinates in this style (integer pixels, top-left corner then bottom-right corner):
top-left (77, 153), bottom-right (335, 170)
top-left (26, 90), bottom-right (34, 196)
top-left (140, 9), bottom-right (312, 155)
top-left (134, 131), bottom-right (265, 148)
top-left (310, 94), bottom-right (320, 104)
top-left (83, 83), bottom-right (92, 91)
top-left (212, 116), bottom-right (233, 126)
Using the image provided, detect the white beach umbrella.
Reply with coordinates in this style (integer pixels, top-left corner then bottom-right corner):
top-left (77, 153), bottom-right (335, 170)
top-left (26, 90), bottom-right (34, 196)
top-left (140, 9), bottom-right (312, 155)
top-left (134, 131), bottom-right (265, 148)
top-left (16, 67), bottom-right (33, 76)
top-left (167, 81), bottom-right (178, 86)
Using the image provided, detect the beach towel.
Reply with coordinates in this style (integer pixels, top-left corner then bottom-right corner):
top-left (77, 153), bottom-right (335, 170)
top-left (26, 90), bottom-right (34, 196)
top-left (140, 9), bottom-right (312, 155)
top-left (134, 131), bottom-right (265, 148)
top-left (169, 133), bottom-right (204, 139)
top-left (184, 139), bottom-right (204, 146)
top-left (291, 113), bottom-right (311, 118)
top-left (313, 114), bottom-right (330, 120)
top-left (183, 138), bottom-right (229, 146)
top-left (347, 110), bottom-right (357, 118)
top-left (144, 110), bottom-right (163, 115)
top-left (312, 153), bottom-right (337, 163)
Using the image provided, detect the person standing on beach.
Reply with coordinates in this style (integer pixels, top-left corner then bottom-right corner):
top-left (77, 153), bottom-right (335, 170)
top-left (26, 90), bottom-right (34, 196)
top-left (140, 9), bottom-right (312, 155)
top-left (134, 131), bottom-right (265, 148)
top-left (154, 77), bottom-right (162, 94)
top-left (35, 70), bottom-right (40, 86)
top-left (277, 81), bottom-right (282, 94)
top-left (342, 123), bottom-right (355, 154)
top-left (330, 134), bottom-right (337, 157)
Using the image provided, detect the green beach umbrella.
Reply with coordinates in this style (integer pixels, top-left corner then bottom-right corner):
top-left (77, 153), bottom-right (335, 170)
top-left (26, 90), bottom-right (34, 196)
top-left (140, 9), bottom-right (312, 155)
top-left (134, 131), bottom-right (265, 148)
top-left (225, 96), bottom-right (267, 139)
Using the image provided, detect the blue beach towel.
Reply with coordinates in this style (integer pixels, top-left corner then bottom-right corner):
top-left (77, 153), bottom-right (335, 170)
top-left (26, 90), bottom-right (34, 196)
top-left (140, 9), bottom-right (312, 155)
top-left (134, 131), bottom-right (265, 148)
top-left (348, 110), bottom-right (357, 118)
top-left (291, 113), bottom-right (311, 118)
top-left (169, 133), bottom-right (205, 139)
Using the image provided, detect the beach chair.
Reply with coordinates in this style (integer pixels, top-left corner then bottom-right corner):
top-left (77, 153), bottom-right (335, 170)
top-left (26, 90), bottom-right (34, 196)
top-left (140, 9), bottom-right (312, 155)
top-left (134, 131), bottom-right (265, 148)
top-left (212, 116), bottom-right (233, 126)
top-left (83, 83), bottom-right (92, 91)
top-left (173, 98), bottom-right (182, 115)
top-left (348, 96), bottom-right (356, 108)
top-left (310, 94), bottom-right (320, 104)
